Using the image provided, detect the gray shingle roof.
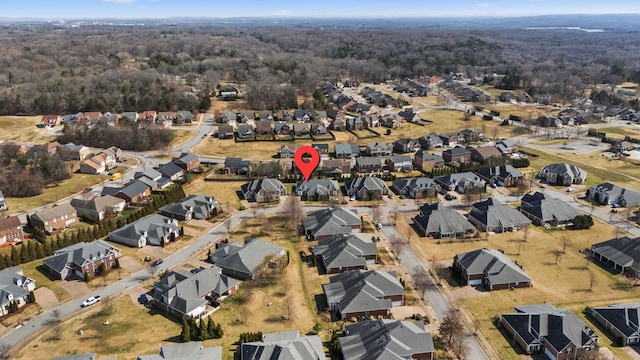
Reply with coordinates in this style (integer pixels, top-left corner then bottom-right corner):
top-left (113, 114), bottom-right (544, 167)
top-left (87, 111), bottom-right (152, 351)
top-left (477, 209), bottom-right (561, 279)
top-left (134, 168), bottom-right (162, 181)
top-left (323, 270), bottom-right (403, 317)
top-left (0, 267), bottom-right (33, 308)
top-left (520, 192), bottom-right (580, 224)
top-left (345, 177), bottom-right (388, 194)
top-left (42, 240), bottom-right (120, 275)
top-left (413, 203), bottom-right (475, 236)
top-left (455, 248), bottom-right (531, 286)
top-left (159, 194), bottom-right (220, 220)
top-left (295, 179), bottom-right (339, 198)
top-left (109, 214), bottom-right (179, 246)
top-left (70, 195), bottom-right (125, 214)
top-left (340, 319), bottom-right (435, 360)
top-left (539, 163), bottom-right (587, 184)
top-left (136, 341), bottom-right (222, 360)
top-left (241, 179), bottom-right (286, 196)
top-left (591, 236), bottom-right (640, 270)
top-left (52, 354), bottom-right (97, 360)
top-left (312, 234), bottom-right (376, 272)
top-left (391, 177), bottom-right (438, 196)
top-left (335, 143), bottom-right (360, 157)
top-left (117, 180), bottom-right (151, 199)
top-left (241, 331), bottom-right (325, 360)
top-left (356, 157), bottom-right (382, 167)
top-left (469, 198), bottom-right (531, 231)
top-left (208, 239), bottom-right (285, 280)
top-left (172, 152), bottom-right (198, 166)
top-left (303, 208), bottom-right (361, 239)
top-left (590, 304), bottom-right (640, 339)
top-left (30, 203), bottom-right (76, 223)
top-left (157, 162), bottom-right (184, 178)
top-left (588, 182), bottom-right (640, 206)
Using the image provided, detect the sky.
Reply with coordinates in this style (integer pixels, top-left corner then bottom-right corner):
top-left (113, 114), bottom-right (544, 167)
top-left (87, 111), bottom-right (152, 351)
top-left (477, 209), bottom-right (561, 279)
top-left (1, 0), bottom-right (639, 19)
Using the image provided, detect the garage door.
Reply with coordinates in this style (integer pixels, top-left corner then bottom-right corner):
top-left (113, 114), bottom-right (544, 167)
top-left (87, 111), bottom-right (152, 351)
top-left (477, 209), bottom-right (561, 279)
top-left (392, 300), bottom-right (403, 306)
top-left (468, 279), bottom-right (482, 286)
top-left (366, 259), bottom-right (376, 265)
top-left (544, 347), bottom-right (554, 360)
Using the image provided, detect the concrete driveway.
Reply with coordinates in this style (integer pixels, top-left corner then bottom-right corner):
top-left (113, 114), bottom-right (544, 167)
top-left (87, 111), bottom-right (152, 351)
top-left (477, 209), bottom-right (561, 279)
top-left (59, 280), bottom-right (91, 299)
top-left (33, 287), bottom-right (58, 311)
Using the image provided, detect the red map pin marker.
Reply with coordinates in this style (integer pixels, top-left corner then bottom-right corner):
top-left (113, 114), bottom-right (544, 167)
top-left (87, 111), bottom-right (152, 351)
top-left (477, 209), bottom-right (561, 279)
top-left (294, 145), bottom-right (320, 181)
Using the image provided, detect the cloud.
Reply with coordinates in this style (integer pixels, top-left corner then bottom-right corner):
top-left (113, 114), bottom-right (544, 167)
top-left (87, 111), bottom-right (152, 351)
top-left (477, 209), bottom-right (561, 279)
top-left (477, 2), bottom-right (490, 7)
top-left (102, 0), bottom-right (136, 3)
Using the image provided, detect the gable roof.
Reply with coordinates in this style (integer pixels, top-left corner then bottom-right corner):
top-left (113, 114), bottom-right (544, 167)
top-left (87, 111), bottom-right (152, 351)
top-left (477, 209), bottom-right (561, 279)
top-left (414, 203), bottom-right (475, 235)
top-left (135, 168), bottom-right (163, 181)
top-left (209, 239), bottom-right (285, 279)
top-left (241, 179), bottom-right (285, 195)
top-left (539, 163), bottom-right (587, 181)
top-left (312, 234), bottom-right (376, 271)
top-left (520, 192), bottom-right (580, 223)
top-left (335, 143), bottom-right (360, 156)
top-left (323, 270), bottom-right (403, 316)
top-left (110, 214), bottom-right (179, 244)
top-left (70, 195), bottom-right (125, 214)
top-left (241, 331), bottom-right (325, 360)
top-left (591, 237), bottom-right (640, 272)
top-left (414, 150), bottom-right (444, 162)
top-left (475, 165), bottom-right (523, 182)
top-left (345, 177), bottom-right (388, 193)
top-left (340, 319), bottom-right (435, 360)
top-left (117, 180), bottom-right (151, 199)
top-left (42, 240), bottom-right (120, 274)
top-left (159, 194), bottom-right (220, 220)
top-left (391, 177), bottom-right (438, 194)
top-left (0, 216), bottom-right (21, 232)
top-left (157, 162), bottom-right (184, 178)
top-left (172, 152), bottom-right (198, 166)
top-left (30, 203), bottom-right (77, 223)
top-left (588, 182), bottom-right (640, 206)
top-left (455, 247), bottom-right (531, 285)
top-left (591, 304), bottom-right (640, 339)
top-left (137, 341), bottom-right (222, 360)
top-left (303, 208), bottom-right (361, 238)
top-left (469, 198), bottom-right (531, 230)
top-left (295, 179), bottom-right (339, 198)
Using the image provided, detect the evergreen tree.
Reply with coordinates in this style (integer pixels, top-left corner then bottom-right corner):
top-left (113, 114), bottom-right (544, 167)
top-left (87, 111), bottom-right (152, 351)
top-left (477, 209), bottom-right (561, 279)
top-left (28, 291), bottom-right (36, 303)
top-left (93, 226), bottom-right (101, 240)
top-left (28, 240), bottom-right (37, 260)
top-left (214, 323), bottom-right (223, 338)
top-left (10, 246), bottom-right (20, 266)
top-left (84, 271), bottom-right (90, 282)
top-left (207, 316), bottom-right (216, 338)
top-left (99, 263), bottom-right (107, 276)
top-left (0, 254), bottom-right (6, 270)
top-left (114, 258), bottom-right (120, 268)
top-left (20, 242), bottom-right (29, 263)
top-left (180, 318), bottom-right (191, 342)
top-left (9, 301), bottom-right (18, 313)
top-left (48, 238), bottom-right (57, 253)
top-left (35, 242), bottom-right (45, 259)
top-left (170, 233), bottom-right (176, 242)
top-left (188, 317), bottom-right (199, 341)
top-left (199, 318), bottom-right (209, 340)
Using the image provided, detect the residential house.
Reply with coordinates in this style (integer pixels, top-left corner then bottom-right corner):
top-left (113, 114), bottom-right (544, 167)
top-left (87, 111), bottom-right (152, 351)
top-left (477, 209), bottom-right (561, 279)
top-left (590, 237), bottom-right (640, 277)
top-left (109, 214), bottom-right (180, 248)
top-left (500, 304), bottom-right (599, 360)
top-left (340, 319), bottom-right (435, 360)
top-left (361, 115), bottom-right (380, 129)
top-left (461, 128), bottom-right (484, 143)
top-left (379, 114), bottom-right (400, 128)
top-left (454, 248), bottom-right (531, 290)
top-left (137, 342), bottom-right (223, 360)
top-left (394, 138), bottom-right (420, 153)
top-left (310, 109), bottom-right (327, 122)
top-left (27, 141), bottom-right (60, 157)
top-left (303, 208), bottom-right (361, 241)
top-left (42, 240), bottom-right (121, 281)
top-left (295, 179), bottom-right (339, 201)
top-left (107, 179), bottom-right (151, 203)
top-left (41, 115), bottom-right (62, 127)
top-left (496, 139), bottom-right (518, 155)
top-left (176, 111), bottom-right (193, 124)
top-left (588, 304), bottom-right (640, 345)
top-left (223, 158), bottom-right (250, 175)
top-left (468, 198), bottom-right (531, 232)
top-left (157, 162), bottom-right (185, 182)
top-left (312, 234), bottom-right (377, 274)
top-left (60, 142), bottom-right (91, 160)
top-left (150, 266), bottom-right (238, 318)
top-left (475, 165), bottom-right (524, 187)
top-left (217, 110), bottom-right (236, 123)
top-left (79, 154), bottom-right (107, 174)
top-left (330, 118), bottom-right (347, 131)
top-left (62, 112), bottom-right (84, 124)
top-left (321, 159), bottom-right (352, 178)
top-left (391, 177), bottom-right (439, 199)
top-left (0, 190), bottom-right (6, 210)
top-left (442, 146), bottom-right (471, 164)
top-left (255, 111), bottom-right (273, 121)
top-left (70, 195), bottom-right (126, 222)
top-left (434, 172), bottom-right (486, 193)
top-left (294, 109), bottom-right (310, 122)
top-left (413, 151), bottom-right (444, 170)
top-left (470, 145), bottom-right (503, 163)
top-left (538, 163), bottom-right (587, 185)
top-left (438, 132), bottom-right (465, 146)
top-left (345, 177), bottom-right (389, 200)
top-left (157, 112), bottom-right (175, 127)
top-left (82, 112), bottom-right (102, 124)
top-left (103, 146), bottom-right (124, 162)
top-left (365, 142), bottom-right (393, 156)
top-left (397, 110), bottom-right (421, 123)
top-left (519, 192), bottom-right (580, 227)
top-left (208, 239), bottom-right (286, 281)
top-left (237, 124), bottom-right (255, 139)
top-left (278, 144), bottom-right (297, 159)
top-left (413, 202), bottom-right (475, 238)
top-left (323, 270), bottom-right (404, 320)
top-left (218, 125), bottom-right (234, 139)
top-left (241, 331), bottom-right (325, 360)
top-left (97, 151), bottom-right (117, 170)
top-left (254, 119), bottom-right (273, 136)
top-left (29, 204), bottom-right (78, 235)
top-left (171, 152), bottom-right (200, 173)
top-left (0, 267), bottom-right (35, 316)
top-left (274, 122), bottom-right (292, 135)
top-left (241, 179), bottom-right (287, 203)
top-left (355, 157), bottom-right (381, 173)
top-left (587, 182), bottom-right (640, 207)
top-left (275, 110), bottom-right (292, 122)
top-left (312, 144), bottom-right (329, 159)
top-left (0, 216), bottom-right (24, 245)
top-left (387, 155), bottom-right (413, 172)
top-left (346, 117), bottom-right (364, 131)
top-left (611, 141), bottom-right (637, 153)
top-left (139, 111), bottom-right (157, 124)
top-left (418, 134), bottom-right (444, 149)
top-left (158, 194), bottom-right (221, 221)
top-left (311, 123), bottom-right (328, 135)
top-left (0, 143), bottom-right (28, 158)
top-left (134, 168), bottom-right (162, 185)
top-left (293, 123), bottom-right (311, 137)
top-left (335, 143), bottom-right (360, 158)
top-left (219, 85), bottom-right (238, 100)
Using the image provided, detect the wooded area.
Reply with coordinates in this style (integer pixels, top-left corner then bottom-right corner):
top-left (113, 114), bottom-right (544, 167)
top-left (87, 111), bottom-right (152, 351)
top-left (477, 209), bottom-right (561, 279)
top-left (0, 23), bottom-right (639, 114)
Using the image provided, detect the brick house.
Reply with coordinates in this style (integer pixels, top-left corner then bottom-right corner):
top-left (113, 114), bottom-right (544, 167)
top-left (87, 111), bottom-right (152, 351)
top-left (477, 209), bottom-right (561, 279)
top-left (29, 204), bottom-right (78, 235)
top-left (42, 240), bottom-right (121, 280)
top-left (0, 216), bottom-right (24, 245)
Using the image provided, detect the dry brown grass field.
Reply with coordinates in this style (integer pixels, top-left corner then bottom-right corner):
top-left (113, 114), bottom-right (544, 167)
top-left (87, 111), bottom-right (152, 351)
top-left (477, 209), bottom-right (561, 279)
top-left (0, 116), bottom-right (57, 144)
top-left (419, 109), bottom-right (514, 139)
top-left (408, 215), bottom-right (639, 360)
top-left (184, 173), bottom-right (246, 210)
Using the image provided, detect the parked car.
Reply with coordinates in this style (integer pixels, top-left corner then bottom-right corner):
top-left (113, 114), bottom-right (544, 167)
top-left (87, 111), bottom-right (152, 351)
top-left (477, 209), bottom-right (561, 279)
top-left (566, 187), bottom-right (575, 192)
top-left (81, 295), bottom-right (101, 307)
top-left (445, 193), bottom-right (457, 201)
top-left (387, 194), bottom-right (394, 199)
top-left (152, 258), bottom-right (164, 267)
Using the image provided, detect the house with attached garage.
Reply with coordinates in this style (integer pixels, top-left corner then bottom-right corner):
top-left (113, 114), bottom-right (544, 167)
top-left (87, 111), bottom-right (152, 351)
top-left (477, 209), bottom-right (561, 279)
top-left (293, 123), bottom-right (311, 136)
top-left (237, 124), bottom-right (255, 139)
top-left (171, 152), bottom-right (200, 173)
top-left (241, 178), bottom-right (287, 203)
top-left (312, 143), bottom-right (330, 159)
top-left (70, 195), bottom-right (126, 222)
top-left (500, 304), bottom-right (599, 360)
top-left (356, 157), bottom-right (382, 173)
top-left (42, 240), bottom-right (121, 281)
top-left (590, 236), bottom-right (640, 278)
top-left (475, 165), bottom-right (524, 187)
top-left (393, 138), bottom-right (420, 153)
top-left (418, 133), bottom-right (444, 150)
top-left (157, 162), bottom-right (185, 182)
top-left (387, 155), bottom-right (413, 172)
top-left (159, 195), bottom-right (221, 221)
top-left (240, 331), bottom-right (325, 360)
top-left (321, 159), bottom-right (352, 178)
top-left (334, 143), bottom-right (360, 158)
top-left (303, 208), bottom-right (361, 241)
top-left (59, 142), bottom-right (91, 160)
top-left (495, 139), bottom-right (518, 155)
top-left (278, 144), bottom-right (297, 159)
top-left (391, 177), bottom-right (439, 199)
top-left (538, 163), bottom-right (587, 185)
top-left (208, 239), bottom-right (286, 281)
top-left (453, 248), bottom-right (531, 290)
top-left (312, 234), bottom-right (377, 274)
top-left (150, 266), bottom-right (238, 319)
top-left (587, 182), bottom-right (640, 207)
top-left (468, 198), bottom-right (531, 233)
top-left (29, 203), bottom-right (78, 235)
top-left (222, 157), bottom-right (251, 175)
top-left (0, 216), bottom-right (24, 245)
top-left (0, 267), bottom-right (35, 316)
top-left (442, 146), bottom-right (471, 164)
top-left (340, 319), bottom-right (435, 360)
top-left (102, 179), bottom-right (152, 204)
top-left (137, 342), bottom-right (223, 360)
top-left (413, 203), bottom-right (475, 239)
top-left (345, 176), bottom-right (389, 200)
top-left (79, 154), bottom-right (107, 174)
top-left (588, 304), bottom-right (640, 346)
top-left (435, 172), bottom-right (486, 193)
top-left (295, 179), bottom-right (339, 201)
top-left (323, 269), bottom-right (404, 321)
top-left (365, 142), bottom-right (393, 156)
top-left (109, 214), bottom-right (180, 248)
top-left (519, 192), bottom-right (580, 227)
top-left (469, 145), bottom-right (502, 163)
top-left (413, 151), bottom-right (444, 170)
top-left (217, 125), bottom-right (234, 139)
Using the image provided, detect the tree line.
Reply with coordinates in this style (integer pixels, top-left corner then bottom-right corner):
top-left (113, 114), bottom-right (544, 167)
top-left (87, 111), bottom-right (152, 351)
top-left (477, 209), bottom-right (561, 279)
top-left (0, 151), bottom-right (71, 198)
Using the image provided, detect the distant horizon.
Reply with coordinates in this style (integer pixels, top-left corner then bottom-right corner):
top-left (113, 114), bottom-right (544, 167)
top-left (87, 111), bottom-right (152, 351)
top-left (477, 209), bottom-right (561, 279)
top-left (2, 0), bottom-right (640, 20)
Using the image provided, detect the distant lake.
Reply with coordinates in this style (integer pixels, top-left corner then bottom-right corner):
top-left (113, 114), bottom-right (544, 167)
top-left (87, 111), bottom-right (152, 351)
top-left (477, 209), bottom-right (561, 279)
top-left (525, 26), bottom-right (605, 33)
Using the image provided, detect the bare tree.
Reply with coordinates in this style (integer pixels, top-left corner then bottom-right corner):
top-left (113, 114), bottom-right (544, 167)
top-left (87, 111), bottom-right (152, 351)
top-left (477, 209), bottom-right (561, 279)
top-left (551, 249), bottom-right (563, 265)
top-left (522, 226), bottom-right (530, 242)
top-left (51, 309), bottom-right (61, 323)
top-left (588, 271), bottom-right (596, 291)
top-left (576, 350), bottom-right (608, 360)
top-left (439, 312), bottom-right (464, 346)
top-left (0, 344), bottom-right (11, 359)
top-left (283, 296), bottom-right (294, 320)
top-left (561, 236), bottom-right (570, 254)
top-left (389, 235), bottom-right (403, 257)
top-left (371, 206), bottom-right (383, 226)
top-left (389, 205), bottom-right (399, 225)
top-left (147, 263), bottom-right (159, 277)
top-left (492, 126), bottom-right (499, 141)
top-left (413, 266), bottom-right (431, 293)
top-left (281, 195), bottom-right (304, 232)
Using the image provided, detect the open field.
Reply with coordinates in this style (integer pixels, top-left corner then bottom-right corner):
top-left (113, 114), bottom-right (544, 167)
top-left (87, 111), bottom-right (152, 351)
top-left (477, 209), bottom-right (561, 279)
top-left (184, 174), bottom-right (245, 210)
top-left (598, 126), bottom-right (640, 138)
top-left (521, 145), bottom-right (640, 189)
top-left (419, 109), bottom-right (515, 139)
top-left (409, 218), bottom-right (639, 360)
top-left (4, 172), bottom-right (107, 215)
top-left (168, 129), bottom-right (198, 148)
top-left (0, 116), bottom-right (57, 144)
top-left (482, 104), bottom-right (556, 120)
